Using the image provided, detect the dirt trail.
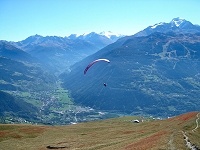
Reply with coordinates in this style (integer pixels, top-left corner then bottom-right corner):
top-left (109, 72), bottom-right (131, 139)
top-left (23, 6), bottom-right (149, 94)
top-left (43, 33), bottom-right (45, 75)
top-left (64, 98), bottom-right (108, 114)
top-left (182, 112), bottom-right (200, 150)
top-left (168, 131), bottom-right (176, 150)
top-left (192, 113), bottom-right (199, 132)
top-left (182, 131), bottom-right (198, 150)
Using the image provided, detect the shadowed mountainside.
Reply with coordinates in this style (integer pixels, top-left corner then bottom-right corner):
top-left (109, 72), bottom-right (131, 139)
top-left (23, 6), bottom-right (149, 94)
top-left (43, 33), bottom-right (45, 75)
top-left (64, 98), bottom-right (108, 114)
top-left (62, 32), bottom-right (200, 117)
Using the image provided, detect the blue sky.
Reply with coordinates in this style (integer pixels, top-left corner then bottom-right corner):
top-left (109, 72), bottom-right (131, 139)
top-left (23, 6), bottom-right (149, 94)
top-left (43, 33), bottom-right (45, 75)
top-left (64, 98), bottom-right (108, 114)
top-left (1, 0), bottom-right (200, 41)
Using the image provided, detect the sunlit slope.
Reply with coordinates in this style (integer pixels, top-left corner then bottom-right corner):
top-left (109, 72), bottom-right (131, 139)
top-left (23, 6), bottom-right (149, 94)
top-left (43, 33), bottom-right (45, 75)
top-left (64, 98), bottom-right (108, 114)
top-left (0, 112), bottom-right (199, 150)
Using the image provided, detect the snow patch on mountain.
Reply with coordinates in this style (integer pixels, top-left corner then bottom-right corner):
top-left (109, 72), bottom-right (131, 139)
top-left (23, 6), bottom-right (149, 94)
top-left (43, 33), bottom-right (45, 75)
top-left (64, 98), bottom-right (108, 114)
top-left (151, 22), bottom-right (165, 29)
top-left (170, 17), bottom-right (185, 27)
top-left (150, 18), bottom-right (186, 29)
top-left (99, 31), bottom-right (123, 38)
top-left (68, 31), bottom-right (124, 40)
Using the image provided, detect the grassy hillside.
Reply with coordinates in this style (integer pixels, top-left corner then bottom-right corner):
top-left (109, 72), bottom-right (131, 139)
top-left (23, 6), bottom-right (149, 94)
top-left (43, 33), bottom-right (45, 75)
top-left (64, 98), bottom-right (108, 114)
top-left (0, 112), bottom-right (199, 150)
top-left (0, 56), bottom-right (56, 92)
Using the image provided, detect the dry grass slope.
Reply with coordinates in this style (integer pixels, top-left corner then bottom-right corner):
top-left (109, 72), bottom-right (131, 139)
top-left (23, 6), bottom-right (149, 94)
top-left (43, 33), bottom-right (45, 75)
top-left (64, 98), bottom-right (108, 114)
top-left (0, 112), bottom-right (199, 150)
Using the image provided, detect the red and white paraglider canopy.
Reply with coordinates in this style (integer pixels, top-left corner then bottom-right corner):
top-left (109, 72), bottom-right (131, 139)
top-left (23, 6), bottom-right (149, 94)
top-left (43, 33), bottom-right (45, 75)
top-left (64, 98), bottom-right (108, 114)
top-left (84, 59), bottom-right (110, 75)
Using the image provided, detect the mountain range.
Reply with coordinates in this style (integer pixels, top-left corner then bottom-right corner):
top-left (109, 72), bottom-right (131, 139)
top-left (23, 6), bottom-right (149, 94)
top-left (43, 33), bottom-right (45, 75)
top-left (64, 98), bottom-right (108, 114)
top-left (0, 17), bottom-right (200, 124)
top-left (68, 31), bottom-right (123, 46)
top-left (62, 18), bottom-right (200, 117)
top-left (10, 31), bottom-right (123, 73)
top-left (0, 31), bottom-right (124, 124)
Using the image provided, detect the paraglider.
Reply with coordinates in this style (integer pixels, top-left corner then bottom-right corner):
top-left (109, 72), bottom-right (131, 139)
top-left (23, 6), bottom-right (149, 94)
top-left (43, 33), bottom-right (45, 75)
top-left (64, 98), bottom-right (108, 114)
top-left (84, 59), bottom-right (110, 75)
top-left (84, 59), bottom-right (110, 87)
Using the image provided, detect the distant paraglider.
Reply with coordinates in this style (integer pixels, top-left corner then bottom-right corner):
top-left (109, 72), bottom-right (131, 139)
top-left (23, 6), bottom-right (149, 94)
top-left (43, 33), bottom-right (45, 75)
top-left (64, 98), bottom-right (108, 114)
top-left (84, 59), bottom-right (110, 75)
top-left (103, 83), bottom-right (107, 87)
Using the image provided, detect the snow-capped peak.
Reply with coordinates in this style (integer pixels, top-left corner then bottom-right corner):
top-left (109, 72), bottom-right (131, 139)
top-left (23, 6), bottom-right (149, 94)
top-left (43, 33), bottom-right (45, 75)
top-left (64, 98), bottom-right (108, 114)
top-left (151, 22), bottom-right (165, 29)
top-left (170, 17), bottom-right (185, 27)
top-left (67, 31), bottom-right (125, 41)
top-left (149, 17), bottom-right (187, 29)
top-left (99, 31), bottom-right (123, 38)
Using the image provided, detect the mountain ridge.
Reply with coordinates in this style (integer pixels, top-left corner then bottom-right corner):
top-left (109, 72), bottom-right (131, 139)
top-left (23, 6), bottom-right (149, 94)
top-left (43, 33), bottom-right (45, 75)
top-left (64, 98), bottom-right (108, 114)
top-left (134, 17), bottom-right (200, 37)
top-left (9, 31), bottom-right (123, 73)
